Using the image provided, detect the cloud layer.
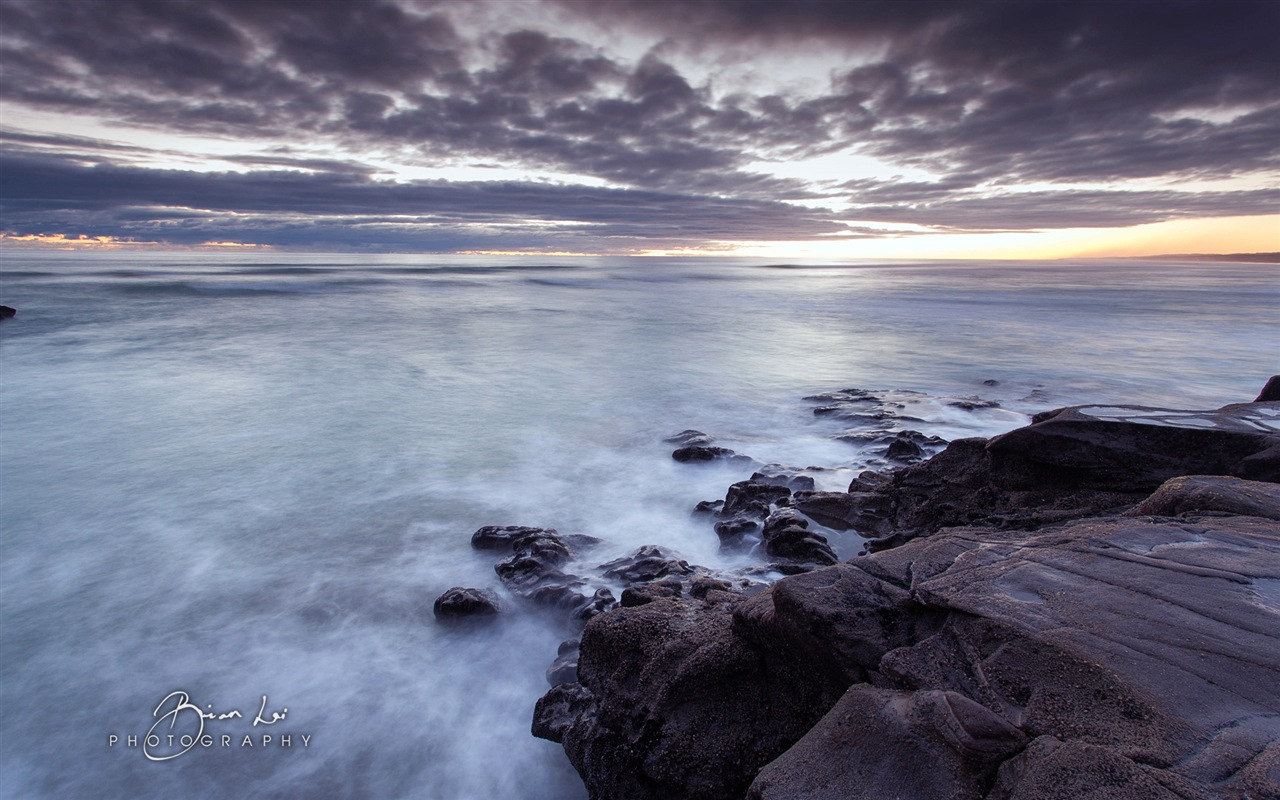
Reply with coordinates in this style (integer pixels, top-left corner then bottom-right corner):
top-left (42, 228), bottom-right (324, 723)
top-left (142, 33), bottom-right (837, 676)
top-left (1, 0), bottom-right (1276, 251)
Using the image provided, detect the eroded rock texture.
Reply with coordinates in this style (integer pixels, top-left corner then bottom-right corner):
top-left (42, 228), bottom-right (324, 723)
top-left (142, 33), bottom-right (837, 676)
top-left (536, 397), bottom-right (1280, 800)
top-left (541, 511), bottom-right (1280, 799)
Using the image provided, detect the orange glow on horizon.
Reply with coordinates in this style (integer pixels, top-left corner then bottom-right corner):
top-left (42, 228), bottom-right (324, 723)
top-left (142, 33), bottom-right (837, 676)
top-left (662, 214), bottom-right (1280, 261)
top-left (0, 233), bottom-right (269, 250)
top-left (454, 249), bottom-right (598, 256)
top-left (0, 232), bottom-right (161, 249)
top-left (1, 216), bottom-right (1274, 259)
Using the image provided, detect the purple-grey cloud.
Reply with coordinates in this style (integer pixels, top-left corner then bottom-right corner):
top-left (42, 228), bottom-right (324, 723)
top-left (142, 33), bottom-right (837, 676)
top-left (0, 0), bottom-right (1275, 250)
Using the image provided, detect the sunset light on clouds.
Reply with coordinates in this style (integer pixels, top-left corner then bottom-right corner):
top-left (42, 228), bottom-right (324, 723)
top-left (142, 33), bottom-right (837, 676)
top-left (1, 0), bottom-right (1276, 257)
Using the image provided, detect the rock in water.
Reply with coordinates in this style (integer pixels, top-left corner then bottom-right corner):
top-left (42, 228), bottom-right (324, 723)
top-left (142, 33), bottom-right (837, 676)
top-left (838, 399), bottom-right (1280, 548)
top-left (664, 429), bottom-right (714, 446)
top-left (0, 305), bottom-right (15, 321)
top-left (1257, 375), bottom-right (1280, 402)
top-left (432, 587), bottom-right (501, 621)
top-left (471, 525), bottom-right (557, 551)
top-left (987, 402), bottom-right (1279, 488)
top-left (672, 445), bottom-right (753, 465)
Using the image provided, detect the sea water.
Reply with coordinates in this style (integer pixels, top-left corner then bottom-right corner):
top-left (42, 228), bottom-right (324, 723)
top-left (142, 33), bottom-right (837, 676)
top-left (0, 253), bottom-right (1275, 798)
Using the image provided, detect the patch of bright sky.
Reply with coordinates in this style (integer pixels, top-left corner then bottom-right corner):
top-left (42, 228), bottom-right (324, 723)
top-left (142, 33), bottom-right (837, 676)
top-left (680, 214), bottom-right (1280, 260)
top-left (379, 161), bottom-right (614, 186)
top-left (1153, 104), bottom-right (1271, 126)
top-left (3, 107), bottom-right (613, 186)
top-left (755, 149), bottom-right (943, 212)
top-left (991, 172), bottom-right (1280, 194)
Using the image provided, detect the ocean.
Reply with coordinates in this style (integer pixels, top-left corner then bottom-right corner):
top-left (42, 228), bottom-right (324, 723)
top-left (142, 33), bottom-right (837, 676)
top-left (0, 252), bottom-right (1275, 798)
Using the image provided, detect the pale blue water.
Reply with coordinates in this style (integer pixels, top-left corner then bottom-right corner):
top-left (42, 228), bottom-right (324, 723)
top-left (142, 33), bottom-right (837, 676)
top-left (0, 252), bottom-right (1276, 798)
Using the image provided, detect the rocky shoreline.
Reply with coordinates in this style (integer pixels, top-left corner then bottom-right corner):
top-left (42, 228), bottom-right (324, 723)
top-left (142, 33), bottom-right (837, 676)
top-left (440, 380), bottom-right (1280, 799)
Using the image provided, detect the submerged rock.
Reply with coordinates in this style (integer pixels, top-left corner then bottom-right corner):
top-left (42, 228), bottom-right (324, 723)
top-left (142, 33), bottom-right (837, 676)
top-left (759, 509), bottom-right (837, 566)
top-left (672, 445), bottom-right (753, 465)
top-left (749, 466), bottom-right (817, 492)
top-left (722, 480), bottom-right (792, 518)
top-left (599, 545), bottom-right (693, 584)
top-left (471, 525), bottom-right (557, 551)
top-left (432, 587), bottom-right (501, 621)
top-left (546, 638), bottom-right (581, 686)
top-left (664, 429), bottom-right (714, 447)
top-left (946, 395), bottom-right (1001, 410)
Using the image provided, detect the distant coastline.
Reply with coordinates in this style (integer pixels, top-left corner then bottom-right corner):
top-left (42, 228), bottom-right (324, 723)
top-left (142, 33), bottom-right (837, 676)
top-left (1134, 251), bottom-right (1280, 263)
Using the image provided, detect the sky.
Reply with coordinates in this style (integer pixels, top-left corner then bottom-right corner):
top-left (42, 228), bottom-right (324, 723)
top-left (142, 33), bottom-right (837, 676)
top-left (0, 0), bottom-right (1277, 258)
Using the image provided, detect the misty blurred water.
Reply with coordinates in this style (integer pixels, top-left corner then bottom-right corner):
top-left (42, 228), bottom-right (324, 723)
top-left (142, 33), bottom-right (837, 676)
top-left (0, 252), bottom-right (1275, 798)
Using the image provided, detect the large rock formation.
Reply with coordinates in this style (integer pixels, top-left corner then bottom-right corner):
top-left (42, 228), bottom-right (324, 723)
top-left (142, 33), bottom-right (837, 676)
top-left (836, 400), bottom-right (1280, 550)
top-left (536, 392), bottom-right (1280, 800)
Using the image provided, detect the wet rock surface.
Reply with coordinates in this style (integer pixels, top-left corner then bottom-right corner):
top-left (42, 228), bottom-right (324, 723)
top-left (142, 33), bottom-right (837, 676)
top-left (672, 445), bottom-right (753, 465)
top-left (432, 587), bottom-right (501, 621)
top-left (843, 400), bottom-right (1280, 550)
top-left (541, 510), bottom-right (1280, 800)
top-left (536, 388), bottom-right (1280, 800)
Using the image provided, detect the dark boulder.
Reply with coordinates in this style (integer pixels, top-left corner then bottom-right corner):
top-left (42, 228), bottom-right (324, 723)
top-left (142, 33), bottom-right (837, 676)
top-left (535, 595), bottom-right (844, 800)
top-left (946, 395), bottom-right (1000, 410)
top-left (750, 466), bottom-right (818, 492)
top-left (432, 587), bottom-right (502, 621)
top-left (573, 587), bottom-right (616, 621)
top-left (722, 480), bottom-right (792, 519)
top-left (532, 682), bottom-right (593, 742)
top-left (494, 530), bottom-right (578, 597)
top-left (599, 545), bottom-right (693, 584)
top-left (834, 428), bottom-right (948, 462)
top-left (986, 402), bottom-right (1280, 489)
top-left (672, 445), bottom-right (753, 465)
top-left (471, 525), bottom-right (557, 551)
top-left (620, 578), bottom-right (683, 607)
top-left (526, 581), bottom-right (589, 610)
top-left (713, 516), bottom-right (760, 548)
top-left (759, 511), bottom-right (838, 568)
top-left (1257, 375), bottom-right (1280, 402)
top-left (473, 525), bottom-right (602, 553)
top-left (885, 436), bottom-right (924, 462)
top-left (689, 576), bottom-right (732, 599)
top-left (546, 638), bottom-right (581, 686)
top-left (790, 490), bottom-right (888, 533)
top-left (693, 499), bottom-right (724, 515)
top-left (0, 305), bottom-right (15, 321)
top-left (837, 400), bottom-right (1280, 550)
top-left (762, 527), bottom-right (834, 565)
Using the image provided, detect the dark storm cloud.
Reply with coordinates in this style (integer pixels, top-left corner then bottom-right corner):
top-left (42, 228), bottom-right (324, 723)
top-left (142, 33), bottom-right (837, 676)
top-left (0, 0), bottom-right (1275, 249)
top-left (555, 0), bottom-right (1280, 184)
top-left (0, 149), bottom-right (847, 249)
